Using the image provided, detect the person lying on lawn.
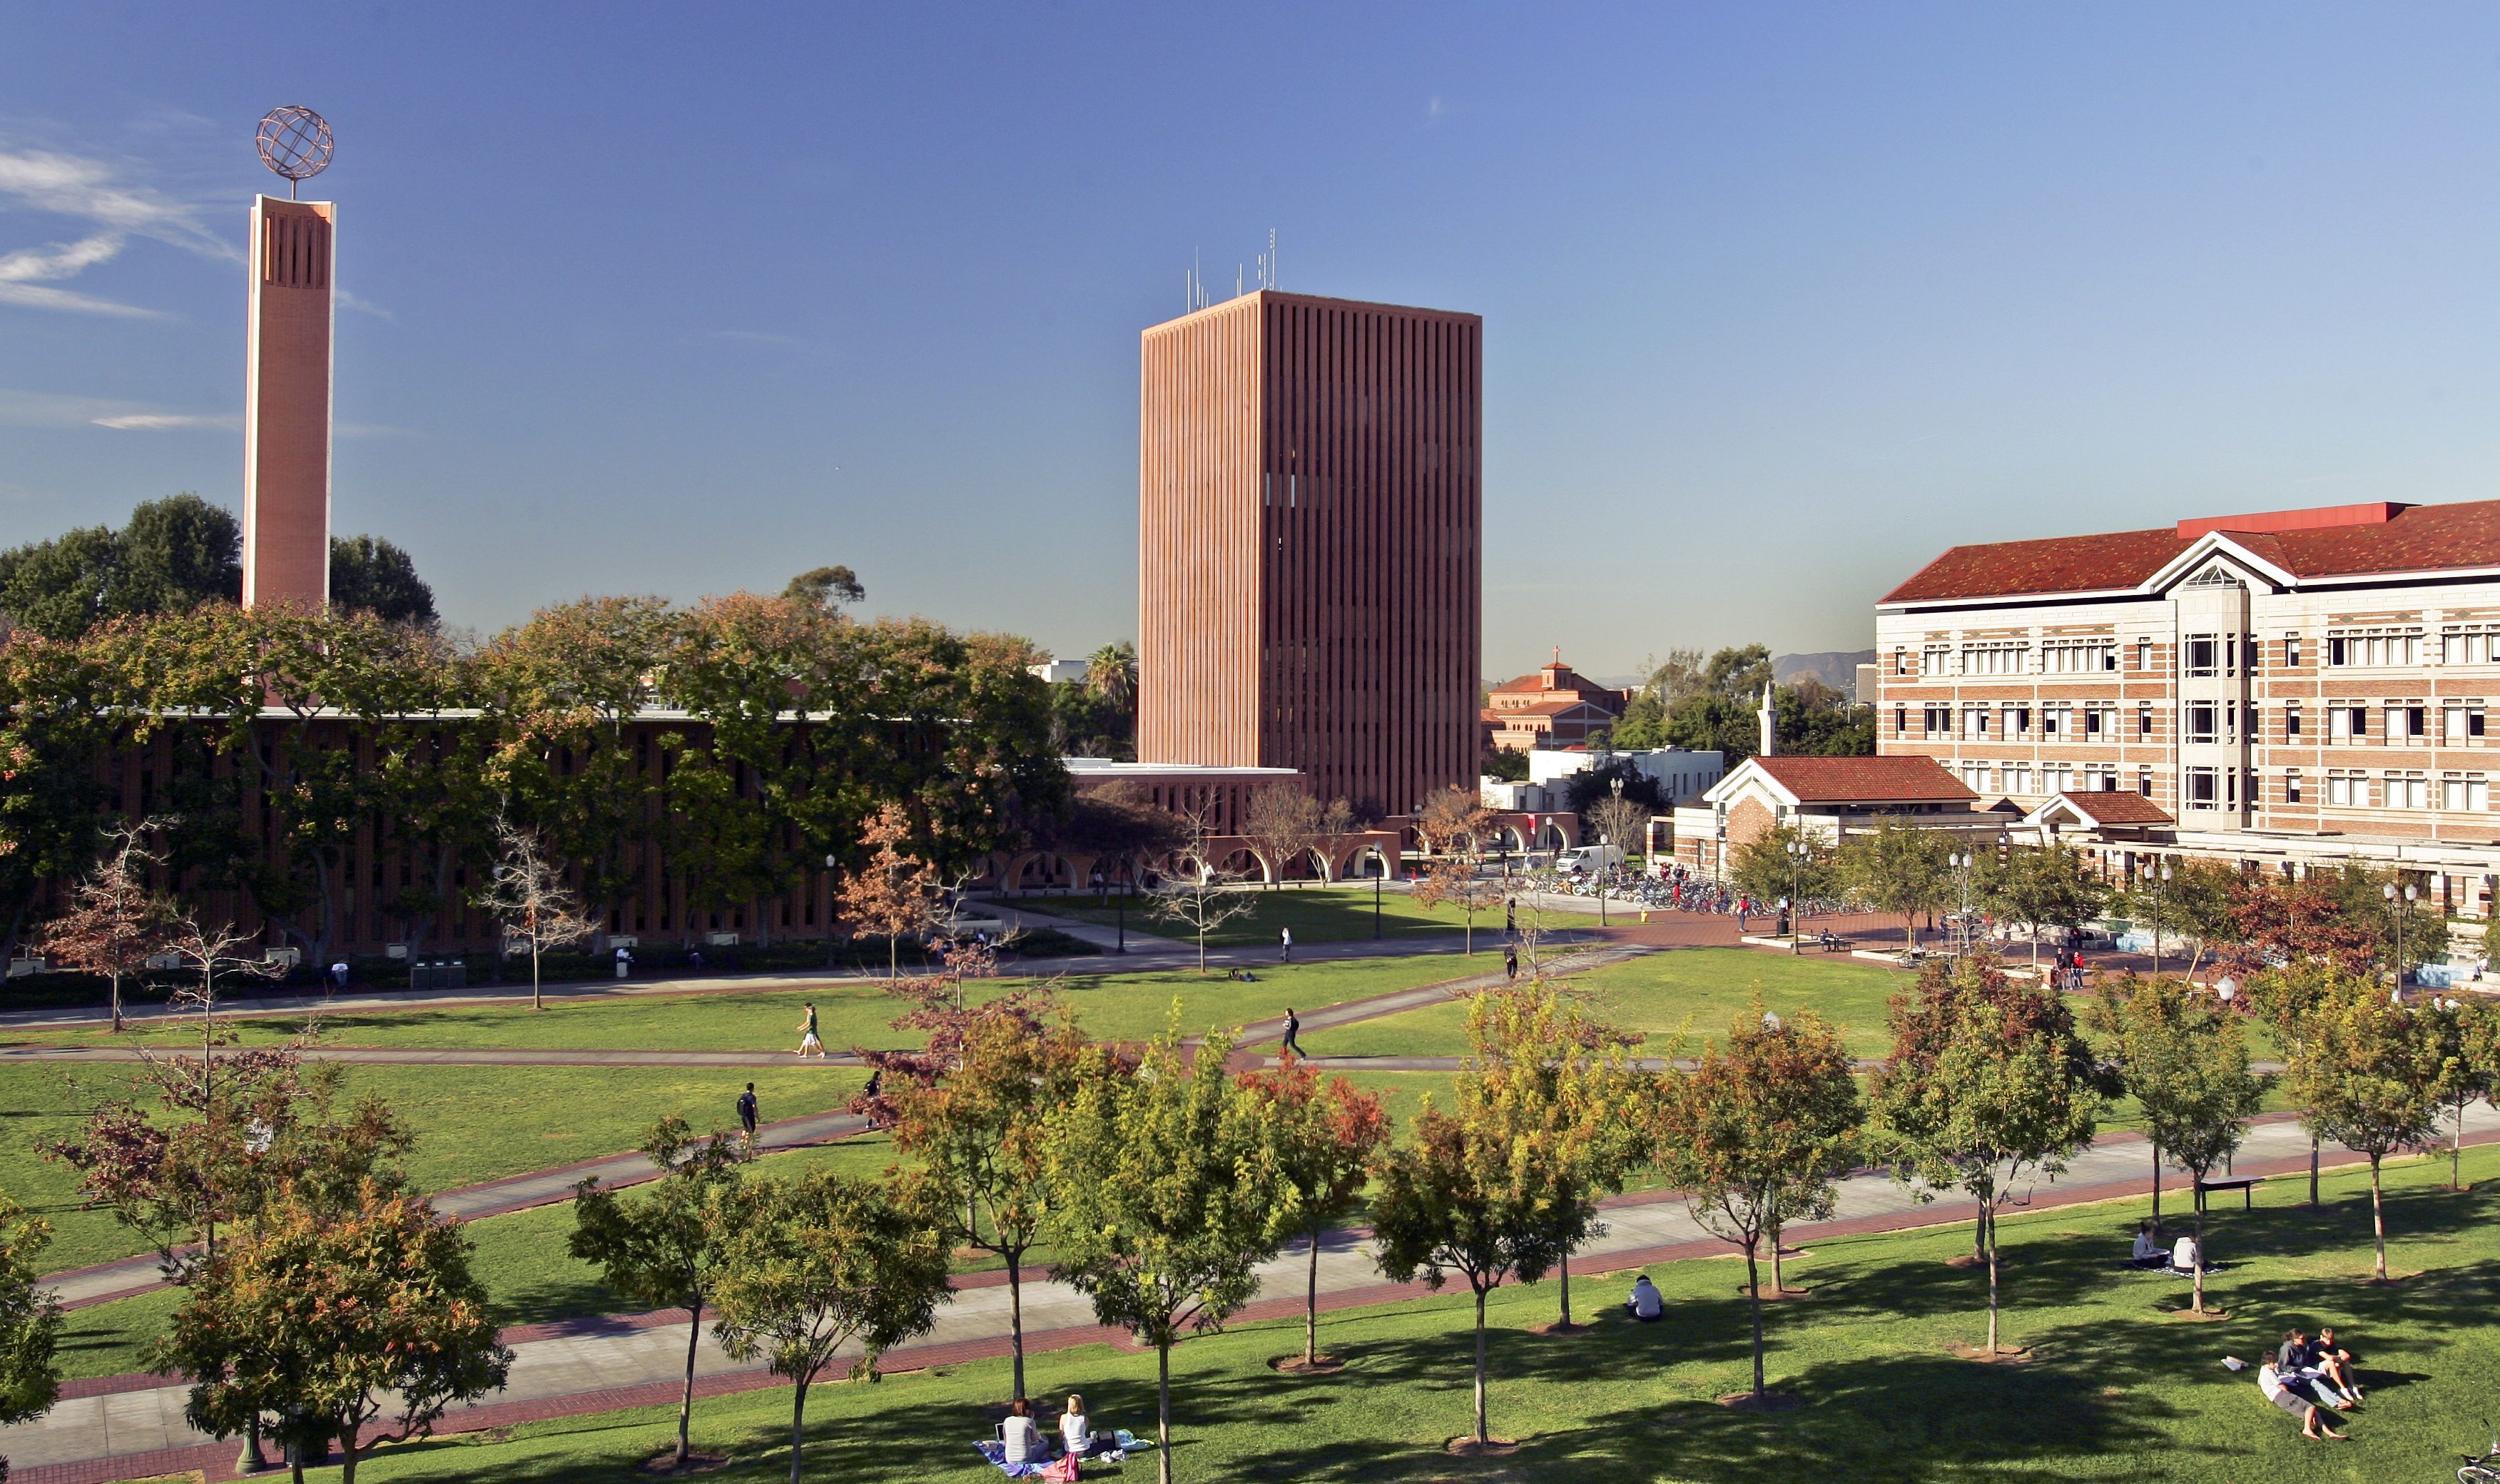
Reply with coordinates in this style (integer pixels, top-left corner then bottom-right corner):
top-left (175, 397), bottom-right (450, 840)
top-left (2257, 1364), bottom-right (2348, 1440)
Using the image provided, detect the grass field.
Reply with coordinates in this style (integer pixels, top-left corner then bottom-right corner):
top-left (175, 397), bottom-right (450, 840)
top-left (230, 1145), bottom-right (2500, 1484)
top-left (1318, 947), bottom-right (1909, 1059)
top-left (0, 1062), bottom-right (868, 1274)
top-left (1007, 883), bottom-right (1515, 947)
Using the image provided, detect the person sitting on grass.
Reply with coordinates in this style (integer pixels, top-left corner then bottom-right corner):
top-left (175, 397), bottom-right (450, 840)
top-left (2278, 1328), bottom-right (2356, 1408)
top-left (1627, 1274), bottom-right (1664, 1321)
top-left (2130, 1219), bottom-right (2167, 1269)
top-left (2314, 1326), bottom-right (2364, 1403)
top-left (2169, 1231), bottom-right (2206, 1274)
top-left (1001, 1398), bottom-right (1048, 1463)
top-left (1058, 1394), bottom-right (1092, 1456)
top-left (2258, 1363), bottom-right (2347, 1440)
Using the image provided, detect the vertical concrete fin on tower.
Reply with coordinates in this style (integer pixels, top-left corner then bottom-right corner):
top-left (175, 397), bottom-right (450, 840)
top-left (243, 195), bottom-right (335, 611)
top-left (1759, 682), bottom-right (1777, 758)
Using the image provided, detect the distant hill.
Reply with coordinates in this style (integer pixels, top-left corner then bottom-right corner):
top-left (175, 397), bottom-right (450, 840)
top-left (1774, 650), bottom-right (1876, 690)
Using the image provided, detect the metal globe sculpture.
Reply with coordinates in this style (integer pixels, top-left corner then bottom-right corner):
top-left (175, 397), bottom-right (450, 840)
top-left (255, 106), bottom-right (333, 197)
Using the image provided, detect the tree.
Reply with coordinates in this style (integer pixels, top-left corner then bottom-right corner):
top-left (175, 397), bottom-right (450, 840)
top-left (1980, 843), bottom-right (2110, 968)
top-left (1411, 855), bottom-right (1505, 955)
top-left (2127, 858), bottom-right (2242, 975)
top-left (1582, 788), bottom-right (1652, 858)
top-left (1044, 1027), bottom-right (1284, 1484)
top-left (1650, 1004), bottom-right (1862, 1398)
top-left (1415, 785), bottom-right (1493, 857)
top-left (569, 1117), bottom-right (749, 1471)
top-left (711, 1168), bottom-right (953, 1484)
top-left (1368, 987), bottom-right (1605, 1448)
top-left (1838, 818), bottom-right (1951, 954)
top-left (885, 1012), bottom-right (1087, 1399)
top-left (2227, 874), bottom-right (2382, 978)
top-left (2093, 975), bottom-right (2268, 1313)
top-left (1084, 640), bottom-right (1137, 713)
top-left (2276, 967), bottom-right (2449, 1280)
top-left (839, 803), bottom-right (947, 977)
top-left (1050, 782), bottom-right (1192, 895)
top-left (155, 1182), bottom-right (511, 1484)
top-left (2426, 996), bottom-right (2498, 1191)
top-left (38, 820), bottom-right (177, 1032)
top-left (1235, 1054), bottom-right (1390, 1369)
top-left (328, 534), bottom-right (437, 626)
top-left (1241, 788), bottom-right (1326, 886)
top-left (0, 493), bottom-right (242, 639)
top-left (781, 564), bottom-right (865, 610)
top-left (1727, 823), bottom-right (1838, 922)
top-left (0, 1192), bottom-right (63, 1484)
top-left (1869, 956), bottom-right (2103, 1353)
top-left (1483, 746), bottom-right (1530, 783)
top-left (1146, 818), bottom-right (1259, 975)
top-left (472, 817), bottom-right (597, 1012)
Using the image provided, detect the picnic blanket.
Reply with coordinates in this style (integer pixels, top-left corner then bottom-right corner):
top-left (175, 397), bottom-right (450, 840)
top-left (976, 1438), bottom-right (1139, 1478)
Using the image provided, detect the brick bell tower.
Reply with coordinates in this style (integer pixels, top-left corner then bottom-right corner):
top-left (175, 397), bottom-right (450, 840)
top-left (243, 107), bottom-right (337, 610)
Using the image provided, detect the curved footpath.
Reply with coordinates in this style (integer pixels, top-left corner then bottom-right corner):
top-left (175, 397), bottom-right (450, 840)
top-left (18, 1103), bottom-right (2497, 1484)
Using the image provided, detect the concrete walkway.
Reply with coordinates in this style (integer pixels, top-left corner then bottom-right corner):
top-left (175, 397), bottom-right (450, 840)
top-left (20, 1100), bottom-right (2497, 1483)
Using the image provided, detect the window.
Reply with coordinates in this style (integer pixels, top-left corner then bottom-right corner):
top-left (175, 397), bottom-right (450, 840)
top-left (2186, 703), bottom-right (2219, 744)
top-left (1924, 706), bottom-right (1951, 735)
top-left (1892, 648), bottom-right (1907, 676)
top-left (2003, 706), bottom-right (2032, 737)
top-left (2138, 770), bottom-right (2154, 798)
top-left (2387, 773), bottom-right (2427, 809)
top-left (2285, 634), bottom-right (2303, 668)
top-left (2285, 771), bottom-right (2302, 803)
top-left (2184, 635), bottom-right (2219, 676)
top-left (2445, 706), bottom-right (2487, 742)
top-left (2443, 775), bottom-right (2489, 811)
top-left (1921, 645), bottom-right (1952, 676)
top-left (1961, 644), bottom-right (2028, 676)
top-left (2093, 768), bottom-right (2119, 791)
top-left (2326, 772), bottom-right (2363, 806)
top-left (1894, 706), bottom-right (1907, 736)
top-left (2005, 765), bottom-right (2033, 795)
top-left (1962, 708), bottom-right (1990, 740)
top-left (2138, 703), bottom-right (2153, 737)
top-left (2043, 642), bottom-right (2117, 673)
top-left (2084, 706), bottom-right (2105, 737)
top-left (2042, 705), bottom-right (2069, 738)
top-left (2043, 763), bottom-right (2074, 795)
top-left (2326, 628), bottom-right (2422, 666)
top-left (2186, 768), bottom-right (2218, 807)
top-left (2441, 628), bottom-right (2496, 664)
top-left (2329, 706), bottom-right (2367, 743)
top-left (2135, 639), bottom-right (2153, 670)
top-left (2386, 705), bottom-right (2427, 741)
top-left (2285, 703), bottom-right (2302, 738)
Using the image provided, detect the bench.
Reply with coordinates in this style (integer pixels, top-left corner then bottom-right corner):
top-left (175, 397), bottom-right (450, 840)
top-left (2195, 1176), bottom-right (2262, 1211)
top-left (1816, 932), bottom-right (1851, 953)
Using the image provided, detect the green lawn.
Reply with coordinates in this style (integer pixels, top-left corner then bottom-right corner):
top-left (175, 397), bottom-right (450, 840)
top-left (1319, 947), bottom-right (1909, 1059)
top-left (0, 1062), bottom-right (868, 1275)
top-left (1006, 884), bottom-right (1515, 947)
top-left (252, 1146), bottom-right (2500, 1483)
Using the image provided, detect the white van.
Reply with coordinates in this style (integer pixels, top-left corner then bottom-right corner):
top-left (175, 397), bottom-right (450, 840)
top-left (1550, 845), bottom-right (1625, 875)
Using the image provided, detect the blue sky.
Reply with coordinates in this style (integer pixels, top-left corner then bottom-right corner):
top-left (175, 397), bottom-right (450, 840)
top-left (9, 4), bottom-right (2500, 679)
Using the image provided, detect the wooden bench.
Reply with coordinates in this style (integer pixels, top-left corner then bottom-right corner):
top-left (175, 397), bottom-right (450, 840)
top-left (2195, 1176), bottom-right (2262, 1211)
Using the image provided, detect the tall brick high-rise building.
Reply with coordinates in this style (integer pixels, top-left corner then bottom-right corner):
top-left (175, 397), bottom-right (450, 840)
top-left (1137, 290), bottom-right (1482, 818)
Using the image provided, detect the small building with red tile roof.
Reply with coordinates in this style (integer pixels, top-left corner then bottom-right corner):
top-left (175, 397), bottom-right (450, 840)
top-left (1483, 654), bottom-right (1632, 753)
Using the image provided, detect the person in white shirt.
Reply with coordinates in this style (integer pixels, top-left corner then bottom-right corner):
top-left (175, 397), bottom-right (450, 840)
top-left (1000, 1398), bottom-right (1047, 1463)
top-left (2130, 1221), bottom-right (2166, 1269)
top-left (2170, 1233), bottom-right (2204, 1273)
top-left (1627, 1274), bottom-right (1664, 1321)
top-left (2258, 1364), bottom-right (2347, 1440)
top-left (1058, 1394), bottom-right (1092, 1456)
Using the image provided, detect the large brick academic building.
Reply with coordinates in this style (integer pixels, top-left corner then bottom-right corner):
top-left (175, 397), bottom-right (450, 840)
top-left (1874, 498), bottom-right (2500, 915)
top-left (1135, 290), bottom-right (1482, 820)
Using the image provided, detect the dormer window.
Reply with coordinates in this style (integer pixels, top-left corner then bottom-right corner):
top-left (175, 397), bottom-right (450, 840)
top-left (2185, 564), bottom-right (2243, 588)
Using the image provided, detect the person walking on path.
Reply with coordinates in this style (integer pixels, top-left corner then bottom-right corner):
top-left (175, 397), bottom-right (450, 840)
top-left (1279, 1007), bottom-right (1305, 1059)
top-left (737, 1082), bottom-right (758, 1142)
top-left (1504, 944), bottom-right (1519, 981)
top-left (795, 1003), bottom-right (824, 1058)
top-left (1280, 926), bottom-right (1293, 962)
top-left (614, 945), bottom-right (633, 979)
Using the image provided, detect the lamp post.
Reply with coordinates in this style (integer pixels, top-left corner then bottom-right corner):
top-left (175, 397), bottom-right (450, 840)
top-left (2382, 881), bottom-right (2418, 994)
top-left (1947, 849), bottom-right (1976, 957)
top-left (1786, 836), bottom-right (1811, 954)
top-left (823, 853), bottom-right (840, 969)
top-left (1373, 860), bottom-right (1382, 940)
top-left (2150, 862), bottom-right (2173, 975)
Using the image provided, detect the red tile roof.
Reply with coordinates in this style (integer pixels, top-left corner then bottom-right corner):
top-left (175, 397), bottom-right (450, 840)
top-left (1751, 754), bottom-right (1978, 803)
top-left (1881, 498), bottom-right (2500, 604)
top-left (2048, 790), bottom-right (2174, 826)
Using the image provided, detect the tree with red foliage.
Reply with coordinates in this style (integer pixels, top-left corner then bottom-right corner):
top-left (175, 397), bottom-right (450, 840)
top-left (1236, 1054), bottom-right (1390, 1369)
top-left (846, 935), bottom-right (1060, 1122)
top-left (2222, 875), bottom-right (2381, 979)
top-left (38, 820), bottom-right (177, 1033)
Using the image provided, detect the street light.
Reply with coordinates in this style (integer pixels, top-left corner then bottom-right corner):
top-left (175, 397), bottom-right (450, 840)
top-left (1946, 850), bottom-right (1976, 957)
top-left (2151, 862), bottom-right (2174, 975)
top-left (1785, 836), bottom-right (1812, 954)
top-left (2383, 881), bottom-right (2419, 993)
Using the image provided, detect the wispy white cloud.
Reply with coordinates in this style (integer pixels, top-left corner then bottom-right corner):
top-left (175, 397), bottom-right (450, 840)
top-left (335, 287), bottom-right (392, 320)
top-left (90, 412), bottom-right (239, 430)
top-left (0, 143), bottom-right (237, 316)
top-left (0, 387), bottom-right (146, 427)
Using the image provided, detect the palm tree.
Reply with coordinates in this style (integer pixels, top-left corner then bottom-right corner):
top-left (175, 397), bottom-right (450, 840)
top-left (1086, 642), bottom-right (1138, 713)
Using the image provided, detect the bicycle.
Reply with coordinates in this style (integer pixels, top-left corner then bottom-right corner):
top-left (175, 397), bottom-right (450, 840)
top-left (2460, 1422), bottom-right (2500, 1484)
